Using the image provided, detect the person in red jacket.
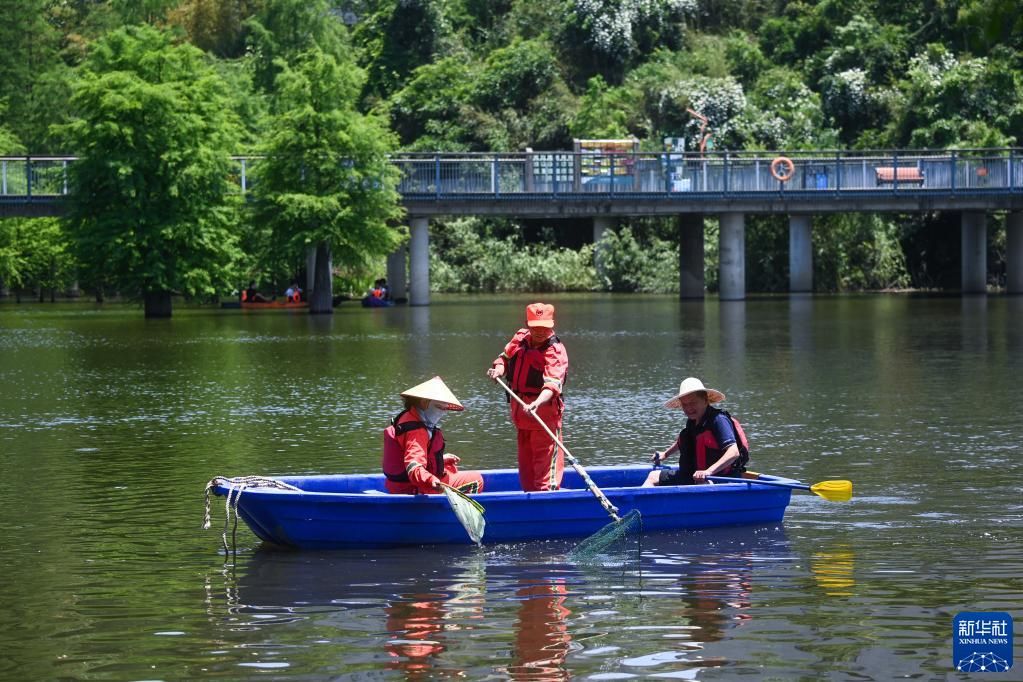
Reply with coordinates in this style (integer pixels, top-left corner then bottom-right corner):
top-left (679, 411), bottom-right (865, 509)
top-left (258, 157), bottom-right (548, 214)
top-left (382, 376), bottom-right (484, 495)
top-left (486, 303), bottom-right (569, 492)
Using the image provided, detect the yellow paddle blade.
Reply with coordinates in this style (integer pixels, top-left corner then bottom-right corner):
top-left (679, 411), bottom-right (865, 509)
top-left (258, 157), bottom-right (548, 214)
top-left (809, 480), bottom-right (853, 502)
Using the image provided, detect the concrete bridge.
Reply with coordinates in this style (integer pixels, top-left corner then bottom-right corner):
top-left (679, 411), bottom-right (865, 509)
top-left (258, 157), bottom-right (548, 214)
top-left (4, 149), bottom-right (1023, 302)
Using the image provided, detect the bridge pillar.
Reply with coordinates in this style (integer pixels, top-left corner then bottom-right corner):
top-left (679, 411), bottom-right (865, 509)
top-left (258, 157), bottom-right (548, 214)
top-left (593, 216), bottom-right (614, 283)
top-left (961, 211), bottom-right (987, 294)
top-left (678, 214), bottom-right (704, 299)
top-left (789, 215), bottom-right (813, 293)
top-left (1008, 212), bottom-right (1023, 294)
top-left (719, 213), bottom-right (746, 301)
top-left (306, 246), bottom-right (317, 295)
top-left (593, 216), bottom-right (614, 243)
top-left (409, 217), bottom-right (430, 306)
top-left (386, 245), bottom-right (408, 302)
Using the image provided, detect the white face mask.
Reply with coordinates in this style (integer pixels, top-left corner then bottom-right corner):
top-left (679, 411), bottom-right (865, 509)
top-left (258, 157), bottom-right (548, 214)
top-left (420, 402), bottom-right (446, 427)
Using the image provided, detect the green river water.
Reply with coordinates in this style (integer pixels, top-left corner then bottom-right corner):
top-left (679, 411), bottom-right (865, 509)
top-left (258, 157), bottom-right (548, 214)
top-left (1, 294), bottom-right (1020, 680)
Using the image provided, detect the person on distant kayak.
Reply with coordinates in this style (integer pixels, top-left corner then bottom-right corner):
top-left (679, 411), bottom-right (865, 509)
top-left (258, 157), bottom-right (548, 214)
top-left (486, 303), bottom-right (569, 492)
top-left (642, 377), bottom-right (749, 487)
top-left (242, 280), bottom-right (269, 303)
top-left (285, 281), bottom-right (302, 302)
top-left (382, 376), bottom-right (484, 495)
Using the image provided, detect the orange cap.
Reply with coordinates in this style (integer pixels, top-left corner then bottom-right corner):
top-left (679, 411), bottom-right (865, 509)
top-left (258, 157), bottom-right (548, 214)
top-left (525, 302), bottom-right (555, 328)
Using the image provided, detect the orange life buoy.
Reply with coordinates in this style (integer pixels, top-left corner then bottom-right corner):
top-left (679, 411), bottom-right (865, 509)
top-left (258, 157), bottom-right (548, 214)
top-left (770, 156), bottom-right (795, 182)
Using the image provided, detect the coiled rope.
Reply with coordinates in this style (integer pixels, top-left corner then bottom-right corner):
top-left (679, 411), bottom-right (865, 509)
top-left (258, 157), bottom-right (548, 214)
top-left (202, 475), bottom-right (301, 553)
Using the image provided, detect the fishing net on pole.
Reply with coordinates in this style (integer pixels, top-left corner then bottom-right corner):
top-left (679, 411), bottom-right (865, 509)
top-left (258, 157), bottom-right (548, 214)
top-left (441, 484), bottom-right (486, 545)
top-left (568, 509), bottom-right (643, 565)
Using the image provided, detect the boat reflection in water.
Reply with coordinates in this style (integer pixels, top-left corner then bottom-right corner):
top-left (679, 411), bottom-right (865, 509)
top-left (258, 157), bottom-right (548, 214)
top-left (212, 525), bottom-right (790, 678)
top-left (610, 525), bottom-right (780, 674)
top-left (505, 578), bottom-right (571, 680)
top-left (384, 595), bottom-right (449, 676)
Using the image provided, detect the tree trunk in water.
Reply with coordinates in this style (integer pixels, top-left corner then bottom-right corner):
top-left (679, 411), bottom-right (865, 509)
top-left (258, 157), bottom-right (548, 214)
top-left (310, 241), bottom-right (333, 315)
top-left (95, 286), bottom-right (104, 303)
top-left (144, 291), bottom-right (173, 318)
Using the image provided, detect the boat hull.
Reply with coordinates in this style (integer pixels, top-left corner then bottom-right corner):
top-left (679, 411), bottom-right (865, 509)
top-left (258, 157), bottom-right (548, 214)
top-left (239, 301), bottom-right (309, 310)
top-left (214, 465), bottom-right (793, 549)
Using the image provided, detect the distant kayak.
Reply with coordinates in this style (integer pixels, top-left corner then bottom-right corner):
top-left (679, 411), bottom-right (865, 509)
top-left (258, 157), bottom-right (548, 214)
top-left (361, 296), bottom-right (394, 308)
top-left (239, 300), bottom-right (308, 310)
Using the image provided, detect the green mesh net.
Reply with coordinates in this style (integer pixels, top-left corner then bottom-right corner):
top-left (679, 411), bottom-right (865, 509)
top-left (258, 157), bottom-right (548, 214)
top-left (568, 509), bottom-right (642, 564)
top-left (441, 485), bottom-right (486, 545)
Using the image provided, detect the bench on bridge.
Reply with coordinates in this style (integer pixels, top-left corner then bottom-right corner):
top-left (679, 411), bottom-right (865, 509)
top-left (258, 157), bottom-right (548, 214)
top-left (875, 165), bottom-right (925, 186)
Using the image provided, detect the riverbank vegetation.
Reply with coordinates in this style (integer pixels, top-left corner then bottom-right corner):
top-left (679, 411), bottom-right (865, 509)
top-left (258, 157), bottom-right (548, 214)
top-left (0, 0), bottom-right (1021, 309)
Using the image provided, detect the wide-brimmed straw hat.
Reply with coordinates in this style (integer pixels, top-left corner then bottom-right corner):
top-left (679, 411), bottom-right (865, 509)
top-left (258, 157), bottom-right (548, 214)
top-left (525, 302), bottom-right (555, 328)
top-left (400, 376), bottom-right (464, 411)
top-left (663, 377), bottom-right (725, 409)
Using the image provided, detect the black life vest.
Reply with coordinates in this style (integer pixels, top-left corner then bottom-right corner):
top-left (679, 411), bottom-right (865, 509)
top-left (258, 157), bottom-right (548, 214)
top-left (381, 409), bottom-right (445, 482)
top-left (677, 408), bottom-right (750, 482)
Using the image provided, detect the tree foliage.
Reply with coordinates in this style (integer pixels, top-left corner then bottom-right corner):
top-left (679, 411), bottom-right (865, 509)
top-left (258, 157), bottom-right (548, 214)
top-left (0, 0), bottom-right (1021, 297)
top-left (59, 25), bottom-right (243, 317)
top-left (246, 0), bottom-right (348, 95)
top-left (252, 47), bottom-right (404, 312)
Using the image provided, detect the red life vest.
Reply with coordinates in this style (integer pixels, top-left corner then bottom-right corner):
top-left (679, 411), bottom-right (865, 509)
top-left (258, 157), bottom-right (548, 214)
top-left (681, 408), bottom-right (750, 477)
top-left (241, 290), bottom-right (249, 302)
top-left (506, 334), bottom-right (565, 400)
top-left (381, 409), bottom-right (445, 482)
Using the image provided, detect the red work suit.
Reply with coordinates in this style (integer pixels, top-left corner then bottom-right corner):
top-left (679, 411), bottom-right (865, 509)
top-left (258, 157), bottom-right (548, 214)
top-left (382, 407), bottom-right (484, 495)
top-left (492, 329), bottom-right (569, 492)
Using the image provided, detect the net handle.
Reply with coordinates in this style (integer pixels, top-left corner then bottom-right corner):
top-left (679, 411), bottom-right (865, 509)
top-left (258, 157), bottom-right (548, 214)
top-left (495, 377), bottom-right (621, 522)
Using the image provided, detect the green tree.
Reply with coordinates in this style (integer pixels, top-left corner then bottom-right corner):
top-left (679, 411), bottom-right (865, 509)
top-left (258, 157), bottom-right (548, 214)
top-left (956, 0), bottom-right (1023, 54)
top-left (59, 25), bottom-right (244, 318)
top-left (247, 0), bottom-right (348, 95)
top-left (252, 48), bottom-right (404, 314)
top-left (354, 0), bottom-right (450, 100)
top-left (0, 218), bottom-right (76, 302)
top-left (0, 0), bottom-right (62, 149)
top-left (887, 46), bottom-right (1022, 147)
top-left (110, 0), bottom-right (179, 25)
top-left (167, 0), bottom-right (263, 58)
top-left (569, 75), bottom-right (633, 139)
top-left (746, 67), bottom-right (837, 149)
top-left (0, 104), bottom-right (23, 154)
top-left (390, 56), bottom-right (475, 146)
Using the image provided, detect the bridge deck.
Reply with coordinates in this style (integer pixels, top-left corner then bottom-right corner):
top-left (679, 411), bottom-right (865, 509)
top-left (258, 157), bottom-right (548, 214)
top-left (2, 150), bottom-right (1022, 217)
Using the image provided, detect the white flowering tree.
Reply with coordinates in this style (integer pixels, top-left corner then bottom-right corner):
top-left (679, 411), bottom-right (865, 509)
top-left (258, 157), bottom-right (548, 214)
top-left (567, 0), bottom-right (697, 65)
top-left (888, 46), bottom-right (1020, 148)
top-left (746, 68), bottom-right (837, 150)
top-left (657, 75), bottom-right (746, 150)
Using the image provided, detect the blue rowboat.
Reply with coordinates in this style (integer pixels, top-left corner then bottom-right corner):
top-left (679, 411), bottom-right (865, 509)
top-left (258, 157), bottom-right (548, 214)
top-left (212, 465), bottom-right (795, 550)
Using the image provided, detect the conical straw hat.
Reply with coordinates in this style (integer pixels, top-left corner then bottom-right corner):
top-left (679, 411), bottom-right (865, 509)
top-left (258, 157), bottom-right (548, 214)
top-left (400, 376), bottom-right (464, 411)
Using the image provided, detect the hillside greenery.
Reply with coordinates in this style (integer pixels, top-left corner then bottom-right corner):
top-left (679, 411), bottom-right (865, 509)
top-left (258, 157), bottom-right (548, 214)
top-left (0, 0), bottom-right (1021, 306)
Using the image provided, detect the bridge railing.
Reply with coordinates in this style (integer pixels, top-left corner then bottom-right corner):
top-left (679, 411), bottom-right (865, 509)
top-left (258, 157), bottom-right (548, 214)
top-left (392, 149), bottom-right (1023, 196)
top-left (2, 149), bottom-right (1020, 202)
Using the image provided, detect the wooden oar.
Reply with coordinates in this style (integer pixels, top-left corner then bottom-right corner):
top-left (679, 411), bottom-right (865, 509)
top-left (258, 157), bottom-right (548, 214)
top-left (706, 475), bottom-right (852, 502)
top-left (494, 377), bottom-right (623, 522)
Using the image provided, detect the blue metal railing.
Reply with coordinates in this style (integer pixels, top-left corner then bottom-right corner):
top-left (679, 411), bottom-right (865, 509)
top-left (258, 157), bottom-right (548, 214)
top-left (2, 149), bottom-right (1022, 203)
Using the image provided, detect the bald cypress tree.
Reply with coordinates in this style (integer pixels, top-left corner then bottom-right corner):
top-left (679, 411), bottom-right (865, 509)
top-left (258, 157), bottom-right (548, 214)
top-left (252, 48), bottom-right (404, 314)
top-left (60, 26), bottom-right (243, 317)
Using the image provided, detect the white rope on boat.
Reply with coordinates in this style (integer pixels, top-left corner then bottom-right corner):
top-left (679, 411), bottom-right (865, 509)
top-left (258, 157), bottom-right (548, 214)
top-left (202, 475), bottom-right (301, 552)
